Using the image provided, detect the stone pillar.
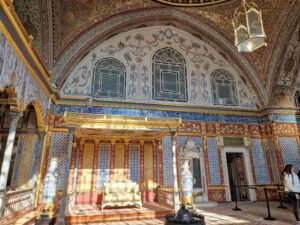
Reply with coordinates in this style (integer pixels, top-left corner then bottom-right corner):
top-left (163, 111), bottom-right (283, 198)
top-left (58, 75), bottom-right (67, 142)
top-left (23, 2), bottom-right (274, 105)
top-left (34, 131), bottom-right (50, 209)
top-left (158, 140), bottom-right (163, 187)
top-left (124, 140), bottom-right (129, 180)
top-left (57, 128), bottom-right (75, 225)
top-left (155, 140), bottom-right (160, 186)
top-left (70, 138), bottom-right (80, 208)
top-left (0, 111), bottom-right (22, 217)
top-left (140, 140), bottom-right (145, 188)
top-left (171, 132), bottom-right (180, 212)
top-left (110, 141), bottom-right (116, 180)
top-left (30, 132), bottom-right (46, 204)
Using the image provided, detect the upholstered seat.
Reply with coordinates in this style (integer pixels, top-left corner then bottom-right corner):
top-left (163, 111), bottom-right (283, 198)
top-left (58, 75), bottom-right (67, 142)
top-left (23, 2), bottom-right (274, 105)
top-left (101, 180), bottom-right (142, 210)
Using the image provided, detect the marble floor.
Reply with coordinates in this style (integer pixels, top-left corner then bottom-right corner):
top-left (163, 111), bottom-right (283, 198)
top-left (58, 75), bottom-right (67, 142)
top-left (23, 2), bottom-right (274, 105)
top-left (75, 201), bottom-right (297, 225)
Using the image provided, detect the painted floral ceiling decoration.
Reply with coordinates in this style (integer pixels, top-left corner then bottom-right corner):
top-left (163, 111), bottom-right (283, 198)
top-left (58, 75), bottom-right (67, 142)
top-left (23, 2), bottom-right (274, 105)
top-left (14, 0), bottom-right (300, 107)
top-left (153, 0), bottom-right (230, 6)
top-left (48, 0), bottom-right (296, 85)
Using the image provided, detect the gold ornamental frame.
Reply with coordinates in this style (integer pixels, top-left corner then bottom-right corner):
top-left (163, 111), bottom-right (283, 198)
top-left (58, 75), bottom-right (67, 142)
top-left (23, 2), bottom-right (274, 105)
top-left (153, 0), bottom-right (230, 7)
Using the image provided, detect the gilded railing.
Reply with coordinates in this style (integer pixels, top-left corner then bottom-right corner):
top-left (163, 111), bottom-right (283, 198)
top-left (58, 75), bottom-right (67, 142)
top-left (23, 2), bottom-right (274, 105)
top-left (3, 187), bottom-right (33, 216)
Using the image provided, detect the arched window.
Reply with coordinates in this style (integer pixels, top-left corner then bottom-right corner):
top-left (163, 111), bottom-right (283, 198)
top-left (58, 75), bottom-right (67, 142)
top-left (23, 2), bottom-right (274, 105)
top-left (152, 48), bottom-right (187, 102)
top-left (211, 69), bottom-right (238, 106)
top-left (92, 58), bottom-right (126, 99)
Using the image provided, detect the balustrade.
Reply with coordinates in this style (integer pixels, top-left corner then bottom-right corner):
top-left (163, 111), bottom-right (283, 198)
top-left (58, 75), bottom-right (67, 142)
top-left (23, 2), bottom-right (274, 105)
top-left (3, 187), bottom-right (33, 216)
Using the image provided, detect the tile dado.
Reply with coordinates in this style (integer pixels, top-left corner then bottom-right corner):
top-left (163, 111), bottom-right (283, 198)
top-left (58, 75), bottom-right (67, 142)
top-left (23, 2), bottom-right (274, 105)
top-left (49, 114), bottom-right (298, 136)
top-left (51, 104), bottom-right (298, 124)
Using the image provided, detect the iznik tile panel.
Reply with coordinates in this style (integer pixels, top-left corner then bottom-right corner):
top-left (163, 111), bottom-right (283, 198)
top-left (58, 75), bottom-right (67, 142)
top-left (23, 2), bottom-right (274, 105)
top-left (279, 137), bottom-right (300, 173)
top-left (207, 137), bottom-right (221, 185)
top-left (49, 132), bottom-right (69, 189)
top-left (250, 139), bottom-right (270, 184)
top-left (268, 138), bottom-right (281, 184)
top-left (52, 104), bottom-right (265, 124)
top-left (163, 136), bottom-right (174, 187)
top-left (97, 144), bottom-right (110, 188)
top-left (129, 145), bottom-right (140, 183)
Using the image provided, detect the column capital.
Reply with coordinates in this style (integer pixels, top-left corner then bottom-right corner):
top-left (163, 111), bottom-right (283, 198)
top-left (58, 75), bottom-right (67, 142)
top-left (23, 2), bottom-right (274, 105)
top-left (9, 111), bottom-right (22, 121)
top-left (169, 131), bottom-right (176, 136)
top-left (37, 131), bottom-right (47, 139)
top-left (140, 140), bottom-right (144, 146)
top-left (68, 127), bottom-right (75, 133)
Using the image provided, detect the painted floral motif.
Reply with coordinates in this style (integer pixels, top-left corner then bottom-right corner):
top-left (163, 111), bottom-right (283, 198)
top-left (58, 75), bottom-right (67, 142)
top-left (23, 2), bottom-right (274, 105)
top-left (0, 33), bottom-right (49, 120)
top-left (264, 124), bottom-right (274, 135)
top-left (62, 26), bottom-right (257, 108)
top-left (248, 125), bottom-right (262, 135)
top-left (205, 123), bottom-right (217, 134)
top-left (62, 66), bottom-right (91, 95)
top-left (209, 190), bottom-right (225, 201)
top-left (178, 122), bottom-right (202, 133)
top-left (277, 24), bottom-right (300, 87)
top-left (14, 0), bottom-right (42, 54)
top-left (275, 123), bottom-right (296, 135)
top-left (220, 124), bottom-right (244, 135)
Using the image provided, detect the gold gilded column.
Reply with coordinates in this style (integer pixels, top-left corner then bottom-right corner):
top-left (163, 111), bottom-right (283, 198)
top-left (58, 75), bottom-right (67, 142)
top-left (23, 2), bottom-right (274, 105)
top-left (34, 131), bottom-right (50, 209)
top-left (110, 140), bottom-right (116, 180)
top-left (124, 140), bottom-right (129, 180)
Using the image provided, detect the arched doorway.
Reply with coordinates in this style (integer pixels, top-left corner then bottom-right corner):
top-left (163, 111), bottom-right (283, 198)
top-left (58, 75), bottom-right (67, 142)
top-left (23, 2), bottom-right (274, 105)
top-left (0, 88), bottom-right (42, 222)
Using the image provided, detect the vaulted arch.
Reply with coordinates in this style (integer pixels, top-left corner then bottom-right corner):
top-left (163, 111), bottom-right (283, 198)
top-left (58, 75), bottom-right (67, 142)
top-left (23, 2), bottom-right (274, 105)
top-left (53, 9), bottom-right (265, 108)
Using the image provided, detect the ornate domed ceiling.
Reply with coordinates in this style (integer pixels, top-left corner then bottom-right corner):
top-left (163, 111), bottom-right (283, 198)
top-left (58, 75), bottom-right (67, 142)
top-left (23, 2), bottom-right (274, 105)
top-left (153, 0), bottom-right (230, 6)
top-left (14, 0), bottom-right (300, 107)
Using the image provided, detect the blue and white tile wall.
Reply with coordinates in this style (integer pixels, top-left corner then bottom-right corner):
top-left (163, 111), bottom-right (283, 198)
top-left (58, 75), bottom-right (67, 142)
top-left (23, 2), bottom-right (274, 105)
top-left (52, 104), bottom-right (269, 124)
top-left (49, 132), bottom-right (69, 189)
top-left (207, 137), bottom-right (221, 185)
top-left (279, 137), bottom-right (300, 173)
top-left (97, 144), bottom-right (110, 188)
top-left (250, 139), bottom-right (270, 184)
top-left (268, 139), bottom-right (281, 184)
top-left (129, 145), bottom-right (140, 183)
top-left (163, 136), bottom-right (174, 187)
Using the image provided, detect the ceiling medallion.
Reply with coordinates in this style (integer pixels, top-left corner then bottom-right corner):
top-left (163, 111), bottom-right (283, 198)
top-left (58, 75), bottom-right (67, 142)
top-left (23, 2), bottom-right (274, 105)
top-left (153, 0), bottom-right (230, 6)
top-left (232, 0), bottom-right (266, 52)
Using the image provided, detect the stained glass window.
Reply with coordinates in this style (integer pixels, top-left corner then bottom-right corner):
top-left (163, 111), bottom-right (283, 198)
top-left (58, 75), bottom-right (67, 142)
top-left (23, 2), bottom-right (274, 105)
top-left (92, 58), bottom-right (126, 99)
top-left (152, 48), bottom-right (187, 102)
top-left (211, 69), bottom-right (238, 106)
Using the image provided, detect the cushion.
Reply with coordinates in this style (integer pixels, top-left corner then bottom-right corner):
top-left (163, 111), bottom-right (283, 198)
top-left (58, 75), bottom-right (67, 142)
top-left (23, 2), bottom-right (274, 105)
top-left (102, 180), bottom-right (141, 207)
top-left (131, 185), bottom-right (139, 193)
top-left (104, 185), bottom-right (110, 194)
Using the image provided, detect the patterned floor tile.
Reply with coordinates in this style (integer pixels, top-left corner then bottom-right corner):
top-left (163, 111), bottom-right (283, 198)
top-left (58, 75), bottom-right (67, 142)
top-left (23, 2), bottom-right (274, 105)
top-left (75, 202), bottom-right (296, 225)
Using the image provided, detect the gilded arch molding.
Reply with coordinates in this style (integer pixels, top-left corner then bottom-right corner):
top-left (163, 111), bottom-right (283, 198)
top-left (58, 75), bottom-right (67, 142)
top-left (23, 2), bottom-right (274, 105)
top-left (153, 0), bottom-right (230, 6)
top-left (52, 9), bottom-right (266, 108)
top-left (268, 4), bottom-right (300, 108)
top-left (0, 28), bottom-right (49, 129)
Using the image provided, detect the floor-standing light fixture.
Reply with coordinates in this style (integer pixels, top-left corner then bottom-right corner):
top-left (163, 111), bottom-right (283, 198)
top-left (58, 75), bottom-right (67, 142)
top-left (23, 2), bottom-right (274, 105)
top-left (232, 0), bottom-right (266, 52)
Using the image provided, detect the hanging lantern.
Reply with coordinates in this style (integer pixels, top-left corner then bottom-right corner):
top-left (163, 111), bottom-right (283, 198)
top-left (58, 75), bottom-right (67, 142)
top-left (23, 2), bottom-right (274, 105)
top-left (232, 0), bottom-right (266, 52)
